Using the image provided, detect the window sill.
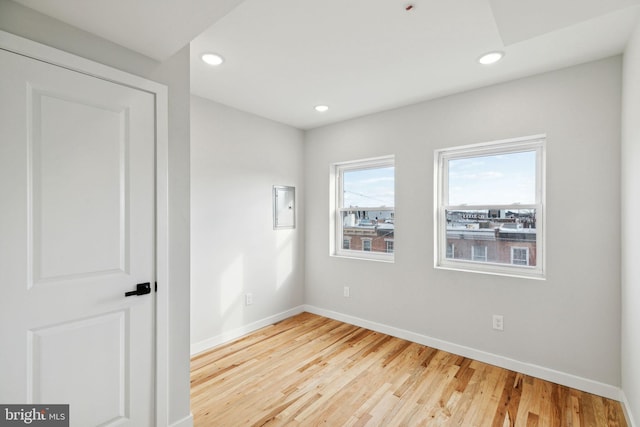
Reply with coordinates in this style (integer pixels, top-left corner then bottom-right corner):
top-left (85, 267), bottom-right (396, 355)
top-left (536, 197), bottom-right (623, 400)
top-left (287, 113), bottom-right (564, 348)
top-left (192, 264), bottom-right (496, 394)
top-left (435, 262), bottom-right (545, 281)
top-left (332, 252), bottom-right (395, 263)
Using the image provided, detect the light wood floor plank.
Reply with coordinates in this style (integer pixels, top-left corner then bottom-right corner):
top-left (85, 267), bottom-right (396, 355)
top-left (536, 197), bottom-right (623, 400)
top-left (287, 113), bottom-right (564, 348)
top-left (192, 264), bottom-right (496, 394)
top-left (191, 313), bottom-right (627, 427)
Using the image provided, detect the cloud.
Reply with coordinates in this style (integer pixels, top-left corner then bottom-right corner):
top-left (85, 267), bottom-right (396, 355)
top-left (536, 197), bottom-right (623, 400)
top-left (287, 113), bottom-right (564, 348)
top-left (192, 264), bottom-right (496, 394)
top-left (450, 171), bottom-right (504, 180)
top-left (355, 176), bottom-right (395, 185)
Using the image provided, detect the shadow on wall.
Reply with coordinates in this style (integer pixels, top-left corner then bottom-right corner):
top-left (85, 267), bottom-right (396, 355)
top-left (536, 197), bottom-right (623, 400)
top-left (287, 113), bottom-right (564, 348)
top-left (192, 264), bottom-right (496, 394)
top-left (215, 231), bottom-right (298, 333)
top-left (190, 190), bottom-right (300, 350)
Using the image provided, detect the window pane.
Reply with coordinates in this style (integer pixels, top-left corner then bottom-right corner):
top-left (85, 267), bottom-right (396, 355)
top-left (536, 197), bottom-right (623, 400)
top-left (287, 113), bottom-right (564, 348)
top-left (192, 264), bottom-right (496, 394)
top-left (343, 166), bottom-right (394, 208)
top-left (341, 210), bottom-right (394, 254)
top-left (446, 209), bottom-right (537, 267)
top-left (448, 151), bottom-right (535, 205)
top-left (336, 157), bottom-right (395, 260)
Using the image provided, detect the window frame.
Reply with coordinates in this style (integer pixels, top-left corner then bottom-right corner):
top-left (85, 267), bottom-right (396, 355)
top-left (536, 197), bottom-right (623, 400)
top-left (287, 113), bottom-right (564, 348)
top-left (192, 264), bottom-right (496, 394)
top-left (434, 135), bottom-right (545, 279)
top-left (333, 156), bottom-right (395, 262)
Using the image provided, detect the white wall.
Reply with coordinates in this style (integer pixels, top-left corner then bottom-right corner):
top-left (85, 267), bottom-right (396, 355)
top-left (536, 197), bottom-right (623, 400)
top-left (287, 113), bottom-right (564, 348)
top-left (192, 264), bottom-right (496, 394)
top-left (305, 57), bottom-right (622, 391)
top-left (622, 16), bottom-right (640, 426)
top-left (148, 47), bottom-right (192, 427)
top-left (0, 1), bottom-right (192, 425)
top-left (190, 96), bottom-right (305, 353)
top-left (4, 0), bottom-right (630, 417)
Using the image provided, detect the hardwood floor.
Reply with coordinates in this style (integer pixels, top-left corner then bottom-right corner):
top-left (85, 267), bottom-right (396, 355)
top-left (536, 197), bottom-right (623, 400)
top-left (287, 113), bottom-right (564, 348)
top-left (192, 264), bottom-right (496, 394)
top-left (191, 313), bottom-right (627, 426)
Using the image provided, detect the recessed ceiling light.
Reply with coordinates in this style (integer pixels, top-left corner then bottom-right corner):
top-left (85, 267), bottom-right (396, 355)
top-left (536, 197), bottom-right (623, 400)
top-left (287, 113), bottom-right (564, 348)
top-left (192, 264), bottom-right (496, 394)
top-left (314, 105), bottom-right (329, 112)
top-left (478, 51), bottom-right (504, 65)
top-left (201, 53), bottom-right (224, 66)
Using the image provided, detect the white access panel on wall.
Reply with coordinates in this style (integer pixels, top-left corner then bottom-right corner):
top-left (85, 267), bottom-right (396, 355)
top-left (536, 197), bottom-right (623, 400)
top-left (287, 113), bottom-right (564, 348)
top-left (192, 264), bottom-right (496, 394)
top-left (273, 185), bottom-right (295, 229)
top-left (0, 46), bottom-right (156, 426)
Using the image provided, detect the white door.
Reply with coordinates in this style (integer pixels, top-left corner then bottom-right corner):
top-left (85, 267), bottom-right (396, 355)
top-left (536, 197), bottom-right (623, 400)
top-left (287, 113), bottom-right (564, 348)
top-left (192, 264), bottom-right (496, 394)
top-left (0, 48), bottom-right (156, 426)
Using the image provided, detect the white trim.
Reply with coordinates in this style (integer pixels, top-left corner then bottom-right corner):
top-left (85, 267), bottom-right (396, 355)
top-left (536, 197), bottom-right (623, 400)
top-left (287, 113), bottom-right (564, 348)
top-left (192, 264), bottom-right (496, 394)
top-left (331, 253), bottom-right (395, 263)
top-left (435, 263), bottom-right (546, 281)
top-left (435, 134), bottom-right (547, 160)
top-left (334, 154), bottom-right (396, 171)
top-left (154, 85), bottom-right (170, 427)
top-left (0, 30), bottom-right (171, 427)
top-left (303, 305), bottom-right (623, 402)
top-left (434, 134), bottom-right (546, 279)
top-left (0, 31), bottom-right (164, 96)
top-left (333, 155), bottom-right (395, 262)
top-left (621, 391), bottom-right (638, 427)
top-left (169, 414), bottom-right (194, 427)
top-left (190, 306), bottom-right (306, 356)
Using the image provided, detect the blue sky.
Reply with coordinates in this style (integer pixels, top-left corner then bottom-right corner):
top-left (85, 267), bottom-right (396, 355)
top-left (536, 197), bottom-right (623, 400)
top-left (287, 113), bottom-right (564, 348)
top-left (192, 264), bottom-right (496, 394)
top-left (448, 151), bottom-right (536, 205)
top-left (343, 166), bottom-right (395, 207)
top-left (340, 151), bottom-right (534, 208)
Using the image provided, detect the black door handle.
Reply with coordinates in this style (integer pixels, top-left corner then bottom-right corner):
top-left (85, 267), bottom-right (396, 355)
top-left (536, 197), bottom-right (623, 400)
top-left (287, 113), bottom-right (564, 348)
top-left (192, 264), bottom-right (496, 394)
top-left (125, 282), bottom-right (151, 297)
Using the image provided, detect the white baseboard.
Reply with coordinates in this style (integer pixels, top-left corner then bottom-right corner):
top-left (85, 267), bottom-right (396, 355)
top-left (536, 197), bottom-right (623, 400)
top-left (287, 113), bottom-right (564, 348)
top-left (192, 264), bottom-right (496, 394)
top-left (169, 413), bottom-right (193, 427)
top-left (621, 391), bottom-right (638, 427)
top-left (304, 305), bottom-right (623, 402)
top-left (190, 305), bottom-right (306, 356)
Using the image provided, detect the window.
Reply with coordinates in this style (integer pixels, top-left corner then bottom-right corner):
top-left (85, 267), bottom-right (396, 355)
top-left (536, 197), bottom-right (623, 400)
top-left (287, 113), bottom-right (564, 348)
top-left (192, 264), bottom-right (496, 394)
top-left (435, 135), bottom-right (545, 278)
top-left (446, 243), bottom-right (455, 259)
top-left (385, 239), bottom-right (394, 253)
top-left (343, 237), bottom-right (351, 250)
top-left (334, 156), bottom-right (395, 261)
top-left (471, 245), bottom-right (487, 262)
top-left (511, 247), bottom-right (529, 266)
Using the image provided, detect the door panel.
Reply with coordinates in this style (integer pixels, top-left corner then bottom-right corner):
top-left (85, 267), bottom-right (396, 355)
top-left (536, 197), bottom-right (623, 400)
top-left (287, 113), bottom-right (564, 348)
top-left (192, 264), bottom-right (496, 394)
top-left (31, 90), bottom-right (127, 282)
top-left (30, 312), bottom-right (126, 426)
top-left (0, 48), bottom-right (155, 426)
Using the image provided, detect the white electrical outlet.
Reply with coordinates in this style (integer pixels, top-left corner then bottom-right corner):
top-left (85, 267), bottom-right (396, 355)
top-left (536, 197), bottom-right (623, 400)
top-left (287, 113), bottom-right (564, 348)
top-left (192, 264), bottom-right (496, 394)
top-left (245, 293), bottom-right (253, 306)
top-left (492, 314), bottom-right (504, 331)
top-left (344, 286), bottom-right (350, 297)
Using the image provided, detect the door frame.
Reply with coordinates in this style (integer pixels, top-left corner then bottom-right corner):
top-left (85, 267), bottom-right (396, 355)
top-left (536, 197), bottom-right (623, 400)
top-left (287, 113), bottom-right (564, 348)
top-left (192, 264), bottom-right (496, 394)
top-left (0, 30), bottom-right (171, 426)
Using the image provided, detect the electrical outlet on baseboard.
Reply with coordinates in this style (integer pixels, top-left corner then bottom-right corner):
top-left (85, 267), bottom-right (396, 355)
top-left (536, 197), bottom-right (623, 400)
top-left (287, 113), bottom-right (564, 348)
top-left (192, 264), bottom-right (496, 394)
top-left (245, 293), bottom-right (253, 306)
top-left (344, 286), bottom-right (350, 298)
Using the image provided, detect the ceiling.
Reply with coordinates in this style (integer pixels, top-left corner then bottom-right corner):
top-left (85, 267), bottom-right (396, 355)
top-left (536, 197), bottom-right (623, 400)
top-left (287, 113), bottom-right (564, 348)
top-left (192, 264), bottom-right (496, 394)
top-left (191, 0), bottom-right (640, 129)
top-left (12, 0), bottom-right (640, 130)
top-left (11, 0), bottom-right (246, 60)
